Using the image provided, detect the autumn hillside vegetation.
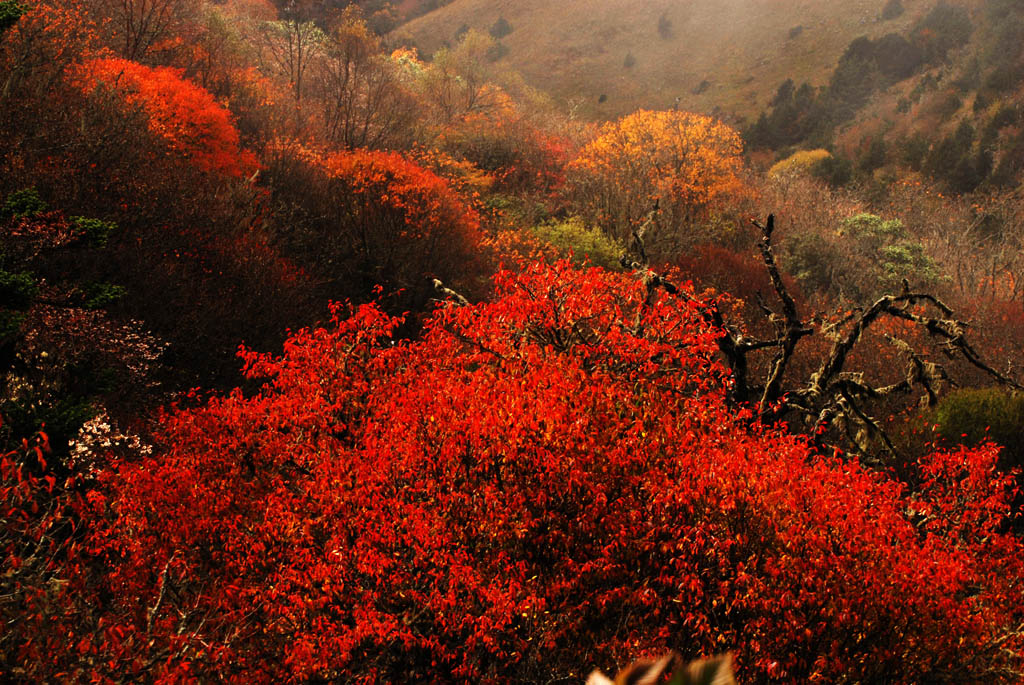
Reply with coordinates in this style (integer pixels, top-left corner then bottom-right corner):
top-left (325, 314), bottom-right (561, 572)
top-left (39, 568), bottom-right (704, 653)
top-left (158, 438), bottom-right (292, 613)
top-left (3, 0), bottom-right (1024, 682)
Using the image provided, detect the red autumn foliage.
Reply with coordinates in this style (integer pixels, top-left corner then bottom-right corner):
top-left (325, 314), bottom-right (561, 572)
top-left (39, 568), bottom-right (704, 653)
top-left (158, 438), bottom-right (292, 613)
top-left (674, 243), bottom-right (808, 322)
top-left (76, 57), bottom-right (258, 178)
top-left (56, 261), bottom-right (1023, 683)
top-left (0, 1), bottom-right (100, 96)
top-left (0, 422), bottom-right (92, 676)
top-left (264, 143), bottom-right (484, 305)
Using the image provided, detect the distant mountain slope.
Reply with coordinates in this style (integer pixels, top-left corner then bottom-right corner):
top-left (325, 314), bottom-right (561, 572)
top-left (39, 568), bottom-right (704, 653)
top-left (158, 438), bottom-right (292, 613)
top-left (392, 0), bottom-right (945, 122)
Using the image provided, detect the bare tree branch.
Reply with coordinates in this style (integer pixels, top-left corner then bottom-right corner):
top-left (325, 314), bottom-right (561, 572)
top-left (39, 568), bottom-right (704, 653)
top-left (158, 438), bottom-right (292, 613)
top-left (619, 208), bottom-right (1024, 459)
top-left (147, 554), bottom-right (176, 635)
top-left (432, 278), bottom-right (470, 307)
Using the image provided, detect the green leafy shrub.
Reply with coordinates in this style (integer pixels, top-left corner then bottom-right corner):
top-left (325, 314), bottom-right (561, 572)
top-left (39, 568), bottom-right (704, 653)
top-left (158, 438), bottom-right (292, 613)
top-left (829, 37), bottom-right (892, 118)
top-left (925, 120), bottom-right (991, 193)
top-left (0, 269), bottom-right (38, 308)
top-left (872, 33), bottom-right (925, 80)
top-left (899, 133), bottom-right (931, 170)
top-left (743, 79), bottom-right (830, 150)
top-left (783, 232), bottom-right (840, 294)
top-left (843, 214), bottom-right (942, 293)
top-left (1, 397), bottom-right (94, 459)
top-left (859, 138), bottom-right (889, 173)
top-left (934, 388), bottom-right (1024, 469)
top-left (530, 216), bottom-right (624, 269)
top-left (71, 216), bottom-right (117, 248)
top-left (878, 241), bottom-right (942, 291)
top-left (2, 188), bottom-right (47, 219)
top-left (810, 153), bottom-right (853, 186)
top-left (785, 214), bottom-right (942, 300)
top-left (0, 0), bottom-right (25, 33)
top-left (0, 311), bottom-right (25, 345)
top-left (485, 41), bottom-right (508, 62)
top-left (840, 213), bottom-right (906, 249)
top-left (81, 282), bottom-right (127, 310)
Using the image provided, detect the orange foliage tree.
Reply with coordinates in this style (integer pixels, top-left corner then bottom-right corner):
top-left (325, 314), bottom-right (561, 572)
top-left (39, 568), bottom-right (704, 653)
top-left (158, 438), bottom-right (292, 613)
top-left (567, 110), bottom-right (743, 258)
top-left (0, 0), bottom-right (99, 108)
top-left (76, 57), bottom-right (258, 177)
top-left (264, 143), bottom-right (483, 309)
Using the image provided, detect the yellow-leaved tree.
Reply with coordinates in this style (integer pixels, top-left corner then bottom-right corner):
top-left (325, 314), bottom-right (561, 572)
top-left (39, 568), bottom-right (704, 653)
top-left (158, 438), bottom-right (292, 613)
top-left (567, 109), bottom-right (743, 257)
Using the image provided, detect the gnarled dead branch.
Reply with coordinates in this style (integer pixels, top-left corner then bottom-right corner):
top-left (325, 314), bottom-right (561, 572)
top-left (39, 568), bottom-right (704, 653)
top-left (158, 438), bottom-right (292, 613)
top-left (621, 206), bottom-right (1023, 459)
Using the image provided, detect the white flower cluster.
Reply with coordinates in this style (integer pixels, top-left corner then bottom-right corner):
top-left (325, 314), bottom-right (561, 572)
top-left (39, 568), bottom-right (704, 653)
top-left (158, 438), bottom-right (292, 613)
top-left (69, 410), bottom-right (153, 473)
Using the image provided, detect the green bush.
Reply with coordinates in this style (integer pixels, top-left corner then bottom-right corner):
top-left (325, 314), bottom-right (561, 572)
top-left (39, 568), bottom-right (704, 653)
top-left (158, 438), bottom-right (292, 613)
top-left (488, 16), bottom-right (512, 39)
top-left (934, 388), bottom-right (1024, 469)
top-left (872, 33), bottom-right (924, 81)
top-left (858, 137), bottom-right (889, 173)
top-left (842, 214), bottom-right (941, 290)
top-left (2, 188), bottom-right (46, 219)
top-left (71, 216), bottom-right (118, 248)
top-left (878, 241), bottom-right (942, 291)
top-left (840, 213), bottom-right (906, 250)
top-left (0, 269), bottom-right (38, 308)
top-left (0, 0), bottom-right (25, 33)
top-left (783, 232), bottom-right (839, 294)
top-left (881, 0), bottom-right (904, 20)
top-left (899, 133), bottom-right (931, 170)
top-left (912, 2), bottom-right (973, 63)
top-left (485, 41), bottom-right (508, 62)
top-left (0, 311), bottom-right (25, 344)
top-left (82, 282), bottom-right (127, 310)
top-left (787, 213), bottom-right (945, 301)
top-left (530, 217), bottom-right (624, 270)
top-left (811, 154), bottom-right (853, 186)
top-left (1, 397), bottom-right (95, 459)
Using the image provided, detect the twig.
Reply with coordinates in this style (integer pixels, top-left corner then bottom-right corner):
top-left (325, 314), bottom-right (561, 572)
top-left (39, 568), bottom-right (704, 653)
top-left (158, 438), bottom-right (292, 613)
top-left (147, 554), bottom-right (177, 635)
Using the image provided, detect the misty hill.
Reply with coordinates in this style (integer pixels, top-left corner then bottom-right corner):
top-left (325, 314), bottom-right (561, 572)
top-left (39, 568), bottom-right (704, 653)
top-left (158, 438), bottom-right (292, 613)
top-left (392, 0), bottom-right (948, 123)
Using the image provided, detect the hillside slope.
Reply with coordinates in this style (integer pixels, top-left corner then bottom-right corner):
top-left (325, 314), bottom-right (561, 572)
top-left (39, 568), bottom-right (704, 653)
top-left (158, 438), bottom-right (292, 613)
top-left (392, 0), bottom-right (942, 122)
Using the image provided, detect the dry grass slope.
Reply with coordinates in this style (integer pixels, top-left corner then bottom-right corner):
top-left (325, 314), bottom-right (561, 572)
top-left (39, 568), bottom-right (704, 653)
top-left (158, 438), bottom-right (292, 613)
top-left (392, 0), bottom-right (941, 123)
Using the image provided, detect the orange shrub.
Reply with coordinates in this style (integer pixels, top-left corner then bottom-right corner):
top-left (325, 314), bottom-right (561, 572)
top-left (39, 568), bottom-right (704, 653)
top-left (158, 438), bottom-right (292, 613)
top-left (76, 57), bottom-right (258, 177)
top-left (438, 111), bottom-right (570, 195)
top-left (264, 143), bottom-right (484, 308)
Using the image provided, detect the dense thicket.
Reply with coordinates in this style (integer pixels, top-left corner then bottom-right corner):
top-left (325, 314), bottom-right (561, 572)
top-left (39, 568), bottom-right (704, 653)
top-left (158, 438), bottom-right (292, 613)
top-left (7, 263), bottom-right (1023, 682)
top-left (4, 0), bottom-right (1024, 681)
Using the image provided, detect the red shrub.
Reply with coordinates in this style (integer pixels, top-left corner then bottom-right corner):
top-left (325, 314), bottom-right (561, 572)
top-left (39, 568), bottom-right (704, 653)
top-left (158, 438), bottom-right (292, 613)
top-left (69, 261), bottom-right (1023, 683)
top-left (0, 423), bottom-right (93, 677)
top-left (675, 243), bottom-right (806, 314)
